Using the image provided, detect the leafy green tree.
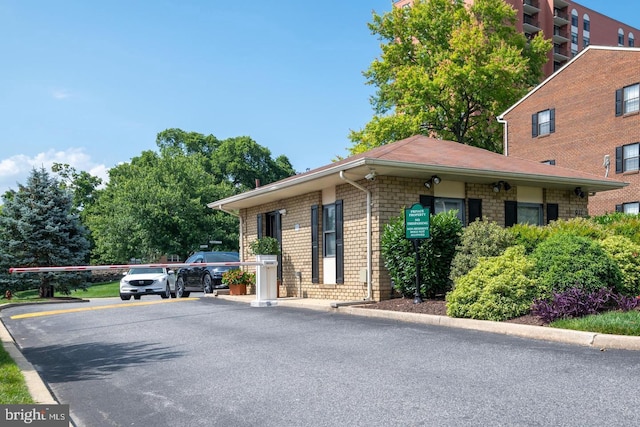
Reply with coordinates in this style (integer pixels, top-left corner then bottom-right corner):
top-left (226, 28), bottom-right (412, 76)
top-left (349, 0), bottom-right (551, 153)
top-left (0, 168), bottom-right (90, 296)
top-left (51, 163), bottom-right (103, 213)
top-left (85, 151), bottom-right (237, 263)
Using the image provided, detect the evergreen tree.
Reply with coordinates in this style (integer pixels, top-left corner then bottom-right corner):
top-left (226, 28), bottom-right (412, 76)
top-left (0, 167), bottom-right (90, 296)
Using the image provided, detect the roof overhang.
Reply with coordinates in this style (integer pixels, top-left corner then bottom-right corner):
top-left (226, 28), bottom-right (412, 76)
top-left (208, 157), bottom-right (627, 212)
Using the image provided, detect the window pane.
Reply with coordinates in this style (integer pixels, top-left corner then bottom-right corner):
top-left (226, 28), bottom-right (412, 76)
top-left (517, 204), bottom-right (543, 226)
top-left (624, 144), bottom-right (640, 171)
top-left (538, 110), bottom-right (550, 135)
top-left (324, 233), bottom-right (336, 257)
top-left (624, 203), bottom-right (639, 215)
top-left (434, 198), bottom-right (464, 224)
top-left (323, 205), bottom-right (335, 232)
top-left (624, 84), bottom-right (640, 113)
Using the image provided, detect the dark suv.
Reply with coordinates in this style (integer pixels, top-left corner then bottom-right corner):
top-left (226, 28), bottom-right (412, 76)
top-left (175, 251), bottom-right (239, 298)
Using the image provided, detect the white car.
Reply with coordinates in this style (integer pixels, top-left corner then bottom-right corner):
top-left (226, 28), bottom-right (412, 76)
top-left (119, 267), bottom-right (176, 300)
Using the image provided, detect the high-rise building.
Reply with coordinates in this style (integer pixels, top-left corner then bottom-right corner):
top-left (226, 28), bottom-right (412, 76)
top-left (393, 0), bottom-right (639, 77)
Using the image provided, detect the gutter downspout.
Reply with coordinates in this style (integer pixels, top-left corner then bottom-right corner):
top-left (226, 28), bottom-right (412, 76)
top-left (497, 116), bottom-right (508, 156)
top-left (333, 171), bottom-right (374, 307)
top-left (215, 205), bottom-right (243, 261)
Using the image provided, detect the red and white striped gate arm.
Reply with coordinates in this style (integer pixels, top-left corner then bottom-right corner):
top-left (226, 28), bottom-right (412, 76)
top-left (9, 260), bottom-right (277, 274)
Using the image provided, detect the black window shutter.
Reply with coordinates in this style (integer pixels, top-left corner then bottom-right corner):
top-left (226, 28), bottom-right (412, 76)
top-left (615, 204), bottom-right (623, 212)
top-left (505, 201), bottom-right (517, 227)
top-left (616, 146), bottom-right (623, 173)
top-left (615, 88), bottom-right (623, 116)
top-left (335, 200), bottom-right (344, 284)
top-left (468, 198), bottom-right (482, 224)
top-left (257, 214), bottom-right (263, 238)
top-left (311, 205), bottom-right (319, 284)
top-left (531, 113), bottom-right (538, 137)
top-left (419, 195), bottom-right (435, 213)
top-left (546, 203), bottom-right (559, 224)
top-left (549, 108), bottom-right (556, 133)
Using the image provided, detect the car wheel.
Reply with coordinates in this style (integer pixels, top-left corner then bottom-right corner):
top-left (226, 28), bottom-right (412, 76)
top-left (161, 284), bottom-right (170, 299)
top-left (176, 277), bottom-right (185, 298)
top-left (120, 294), bottom-right (131, 301)
top-left (134, 295), bottom-right (141, 300)
top-left (203, 274), bottom-right (213, 293)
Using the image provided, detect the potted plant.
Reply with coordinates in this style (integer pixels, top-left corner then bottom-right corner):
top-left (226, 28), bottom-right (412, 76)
top-left (248, 236), bottom-right (281, 255)
top-left (222, 269), bottom-right (255, 296)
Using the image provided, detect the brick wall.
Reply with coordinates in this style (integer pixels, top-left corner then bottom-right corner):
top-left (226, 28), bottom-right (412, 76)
top-left (238, 176), bottom-right (586, 302)
top-left (503, 48), bottom-right (640, 215)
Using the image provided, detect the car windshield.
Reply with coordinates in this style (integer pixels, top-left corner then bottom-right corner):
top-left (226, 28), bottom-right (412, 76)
top-left (204, 252), bottom-right (239, 263)
top-left (128, 267), bottom-right (164, 275)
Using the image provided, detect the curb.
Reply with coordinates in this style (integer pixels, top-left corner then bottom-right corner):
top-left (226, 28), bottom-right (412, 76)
top-left (0, 299), bottom-right (87, 405)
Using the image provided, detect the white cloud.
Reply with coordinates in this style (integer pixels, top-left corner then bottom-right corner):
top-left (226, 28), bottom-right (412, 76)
top-left (51, 88), bottom-right (71, 99)
top-left (0, 148), bottom-right (109, 196)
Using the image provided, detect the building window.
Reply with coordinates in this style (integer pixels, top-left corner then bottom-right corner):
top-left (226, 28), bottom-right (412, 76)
top-left (617, 202), bottom-right (640, 215)
top-left (571, 10), bottom-right (578, 27)
top-left (505, 201), bottom-right (543, 227)
top-left (323, 204), bottom-right (336, 257)
top-left (434, 197), bottom-right (465, 225)
top-left (619, 29), bottom-right (625, 46)
top-left (571, 32), bottom-right (578, 44)
top-left (518, 203), bottom-right (544, 225)
top-left (616, 143), bottom-right (640, 173)
top-left (616, 84), bottom-right (640, 116)
top-left (532, 108), bottom-right (555, 137)
top-left (583, 36), bottom-right (590, 47)
top-left (541, 159), bottom-right (556, 165)
top-left (630, 33), bottom-right (635, 47)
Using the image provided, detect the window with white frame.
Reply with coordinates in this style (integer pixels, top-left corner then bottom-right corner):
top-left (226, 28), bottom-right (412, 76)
top-left (624, 84), bottom-right (640, 114)
top-left (323, 204), bottom-right (336, 257)
top-left (619, 28), bottom-right (625, 46)
top-left (434, 197), bottom-right (465, 224)
top-left (619, 202), bottom-right (639, 215)
top-left (623, 143), bottom-right (640, 172)
top-left (630, 33), bottom-right (635, 47)
top-left (532, 109), bottom-right (555, 137)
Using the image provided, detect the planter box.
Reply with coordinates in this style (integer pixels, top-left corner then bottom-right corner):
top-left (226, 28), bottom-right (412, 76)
top-left (229, 283), bottom-right (247, 296)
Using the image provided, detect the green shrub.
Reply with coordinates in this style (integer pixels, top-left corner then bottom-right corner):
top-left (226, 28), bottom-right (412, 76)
top-left (593, 213), bottom-right (640, 245)
top-left (508, 223), bottom-right (549, 254)
top-left (546, 217), bottom-right (607, 240)
top-left (446, 246), bottom-right (538, 321)
top-left (449, 218), bottom-right (515, 282)
top-left (381, 210), bottom-right (462, 298)
top-left (600, 235), bottom-right (640, 296)
top-left (531, 232), bottom-right (622, 296)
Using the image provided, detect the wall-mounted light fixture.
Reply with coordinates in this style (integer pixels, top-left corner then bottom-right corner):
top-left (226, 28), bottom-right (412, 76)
top-left (278, 209), bottom-right (287, 215)
top-left (492, 181), bottom-right (512, 193)
top-left (574, 187), bottom-right (585, 198)
top-left (364, 169), bottom-right (377, 181)
top-left (424, 175), bottom-right (442, 189)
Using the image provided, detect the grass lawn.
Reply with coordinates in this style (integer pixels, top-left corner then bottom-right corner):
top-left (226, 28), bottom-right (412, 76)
top-left (3, 282), bottom-right (120, 303)
top-left (0, 343), bottom-right (34, 404)
top-left (551, 310), bottom-right (640, 336)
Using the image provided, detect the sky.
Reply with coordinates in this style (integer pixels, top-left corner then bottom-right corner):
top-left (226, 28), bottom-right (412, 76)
top-left (1, 0), bottom-right (639, 196)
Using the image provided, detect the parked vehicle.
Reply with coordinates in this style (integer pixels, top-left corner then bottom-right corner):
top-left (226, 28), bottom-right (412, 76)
top-left (175, 251), bottom-right (240, 298)
top-left (120, 267), bottom-right (176, 300)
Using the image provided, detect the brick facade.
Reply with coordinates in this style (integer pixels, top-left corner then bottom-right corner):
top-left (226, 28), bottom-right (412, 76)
top-left (238, 177), bottom-right (587, 302)
top-left (501, 47), bottom-right (640, 215)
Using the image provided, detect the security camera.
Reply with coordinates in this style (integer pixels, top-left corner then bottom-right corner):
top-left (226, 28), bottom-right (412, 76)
top-left (365, 170), bottom-right (376, 181)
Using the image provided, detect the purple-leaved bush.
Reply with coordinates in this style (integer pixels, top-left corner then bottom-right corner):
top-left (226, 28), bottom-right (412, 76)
top-left (531, 287), bottom-right (640, 324)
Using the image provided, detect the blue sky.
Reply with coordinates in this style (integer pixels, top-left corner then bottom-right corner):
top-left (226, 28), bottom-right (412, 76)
top-left (0, 0), bottom-right (638, 195)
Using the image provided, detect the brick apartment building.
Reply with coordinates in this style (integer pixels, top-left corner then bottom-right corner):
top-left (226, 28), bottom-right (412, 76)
top-left (208, 135), bottom-right (623, 302)
top-left (393, 0), bottom-right (639, 77)
top-left (499, 46), bottom-right (640, 216)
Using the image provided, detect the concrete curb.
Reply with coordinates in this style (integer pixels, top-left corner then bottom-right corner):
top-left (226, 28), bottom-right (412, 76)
top-left (0, 316), bottom-right (57, 404)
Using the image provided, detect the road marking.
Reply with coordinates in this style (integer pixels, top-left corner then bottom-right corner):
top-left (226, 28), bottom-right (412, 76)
top-left (10, 298), bottom-right (200, 320)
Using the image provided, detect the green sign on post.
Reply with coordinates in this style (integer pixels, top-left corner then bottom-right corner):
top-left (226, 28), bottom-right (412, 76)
top-left (405, 203), bottom-right (430, 239)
